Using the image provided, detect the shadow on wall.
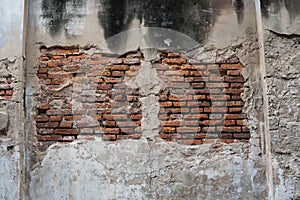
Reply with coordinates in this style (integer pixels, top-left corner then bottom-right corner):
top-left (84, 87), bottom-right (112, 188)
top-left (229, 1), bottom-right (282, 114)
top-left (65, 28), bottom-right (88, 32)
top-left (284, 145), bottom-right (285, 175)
top-left (41, 0), bottom-right (244, 44)
top-left (260, 0), bottom-right (300, 21)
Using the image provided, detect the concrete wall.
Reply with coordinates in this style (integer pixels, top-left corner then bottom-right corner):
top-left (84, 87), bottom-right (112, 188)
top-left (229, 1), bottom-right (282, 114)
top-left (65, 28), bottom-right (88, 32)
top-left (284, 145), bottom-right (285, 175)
top-left (26, 1), bottom-right (267, 199)
top-left (0, 0), bottom-right (25, 199)
top-left (261, 0), bottom-right (300, 198)
top-left (0, 0), bottom-right (298, 199)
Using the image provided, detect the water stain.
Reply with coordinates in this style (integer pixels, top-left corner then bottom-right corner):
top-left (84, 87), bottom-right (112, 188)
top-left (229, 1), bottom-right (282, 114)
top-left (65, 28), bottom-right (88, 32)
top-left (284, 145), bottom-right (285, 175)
top-left (41, 0), bottom-right (246, 44)
top-left (41, 0), bottom-right (85, 37)
top-left (260, 0), bottom-right (300, 21)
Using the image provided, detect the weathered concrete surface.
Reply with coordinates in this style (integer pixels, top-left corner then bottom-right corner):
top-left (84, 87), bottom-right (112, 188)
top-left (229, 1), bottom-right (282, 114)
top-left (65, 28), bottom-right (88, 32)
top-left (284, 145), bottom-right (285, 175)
top-left (261, 0), bottom-right (300, 35)
top-left (0, 144), bottom-right (21, 199)
top-left (30, 139), bottom-right (265, 200)
top-left (264, 32), bottom-right (300, 199)
top-left (25, 1), bottom-right (270, 199)
top-left (0, 0), bottom-right (25, 199)
top-left (260, 1), bottom-right (300, 199)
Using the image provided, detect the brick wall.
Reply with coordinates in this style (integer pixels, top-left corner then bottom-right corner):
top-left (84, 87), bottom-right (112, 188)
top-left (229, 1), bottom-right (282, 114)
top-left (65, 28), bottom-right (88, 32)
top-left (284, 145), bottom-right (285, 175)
top-left (36, 46), bottom-right (249, 150)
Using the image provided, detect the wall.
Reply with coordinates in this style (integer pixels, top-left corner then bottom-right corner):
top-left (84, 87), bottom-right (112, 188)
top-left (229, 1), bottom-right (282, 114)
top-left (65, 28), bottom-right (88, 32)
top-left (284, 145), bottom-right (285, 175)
top-left (0, 0), bottom-right (25, 199)
top-left (0, 0), bottom-right (298, 199)
top-left (26, 1), bottom-right (267, 199)
top-left (261, 0), bottom-right (300, 198)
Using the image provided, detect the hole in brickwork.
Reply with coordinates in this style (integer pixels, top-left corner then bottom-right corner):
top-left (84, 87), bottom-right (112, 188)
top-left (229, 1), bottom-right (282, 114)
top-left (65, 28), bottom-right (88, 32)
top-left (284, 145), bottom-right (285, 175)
top-left (35, 46), bottom-right (250, 149)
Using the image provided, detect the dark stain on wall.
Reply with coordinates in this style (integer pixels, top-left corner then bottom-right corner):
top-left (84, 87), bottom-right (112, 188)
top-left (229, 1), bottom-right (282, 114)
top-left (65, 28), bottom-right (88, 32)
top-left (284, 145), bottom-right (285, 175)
top-left (233, 0), bottom-right (244, 24)
top-left (41, 0), bottom-right (86, 37)
top-left (41, 0), bottom-right (246, 44)
top-left (41, 0), bottom-right (67, 36)
top-left (260, 0), bottom-right (300, 21)
top-left (98, 0), bottom-right (222, 45)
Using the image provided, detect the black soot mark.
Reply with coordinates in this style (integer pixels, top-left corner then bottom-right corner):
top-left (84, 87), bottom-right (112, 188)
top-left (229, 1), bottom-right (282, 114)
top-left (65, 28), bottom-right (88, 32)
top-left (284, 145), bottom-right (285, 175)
top-left (41, 0), bottom-right (86, 37)
top-left (233, 0), bottom-right (244, 24)
top-left (97, 0), bottom-right (235, 45)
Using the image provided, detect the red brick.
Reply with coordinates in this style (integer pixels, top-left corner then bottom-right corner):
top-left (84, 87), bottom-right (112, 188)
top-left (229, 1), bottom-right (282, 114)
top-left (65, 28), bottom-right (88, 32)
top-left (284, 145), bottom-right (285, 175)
top-left (233, 133), bottom-right (250, 139)
top-left (177, 139), bottom-right (202, 145)
top-left (49, 67), bottom-right (64, 73)
top-left (221, 64), bottom-right (243, 70)
top-left (200, 120), bottom-right (222, 126)
top-left (35, 115), bottom-right (49, 122)
top-left (177, 127), bottom-right (200, 133)
top-left (220, 133), bottom-right (233, 139)
top-left (38, 104), bottom-right (50, 110)
top-left (208, 95), bottom-right (230, 101)
top-left (52, 55), bottom-right (65, 60)
top-left (193, 95), bottom-right (206, 100)
top-left (163, 58), bottom-right (187, 65)
top-left (103, 134), bottom-right (116, 141)
top-left (60, 122), bottom-right (73, 128)
top-left (242, 125), bottom-right (249, 132)
top-left (167, 52), bottom-right (180, 57)
top-left (110, 65), bottom-right (130, 71)
top-left (202, 139), bottom-right (218, 144)
top-left (224, 120), bottom-right (236, 126)
top-left (130, 114), bottom-right (142, 120)
top-left (5, 90), bottom-right (13, 96)
top-left (206, 83), bottom-right (229, 88)
top-left (121, 134), bottom-right (142, 140)
top-left (36, 122), bottom-right (59, 128)
top-left (229, 107), bottom-right (243, 113)
top-left (57, 48), bottom-right (79, 54)
top-left (37, 135), bottom-right (63, 141)
top-left (50, 115), bottom-right (63, 122)
top-left (227, 70), bottom-right (240, 76)
top-left (219, 139), bottom-right (234, 143)
top-left (223, 76), bottom-right (244, 83)
top-left (159, 134), bottom-right (172, 140)
top-left (162, 120), bottom-right (182, 127)
top-left (103, 128), bottom-right (119, 134)
top-left (162, 127), bottom-right (176, 133)
top-left (221, 126), bottom-right (241, 132)
top-left (38, 68), bottom-right (48, 74)
top-left (54, 128), bottom-right (78, 135)
top-left (37, 74), bottom-right (47, 79)
top-left (231, 83), bottom-right (244, 88)
top-left (64, 66), bottom-right (79, 72)
top-left (226, 101), bottom-right (244, 107)
top-left (225, 114), bottom-right (245, 120)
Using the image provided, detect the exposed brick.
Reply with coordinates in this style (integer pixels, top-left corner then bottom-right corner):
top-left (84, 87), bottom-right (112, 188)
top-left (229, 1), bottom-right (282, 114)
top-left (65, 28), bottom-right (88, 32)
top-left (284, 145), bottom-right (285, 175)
top-left (221, 64), bottom-right (243, 70)
top-left (35, 115), bottom-right (49, 122)
top-left (36, 122), bottom-right (59, 128)
top-left (37, 135), bottom-right (63, 141)
top-left (59, 122), bottom-right (73, 128)
top-left (103, 134), bottom-right (117, 141)
top-left (177, 139), bottom-right (203, 145)
top-left (233, 133), bottom-right (250, 139)
top-left (36, 49), bottom-right (249, 145)
top-left (103, 128), bottom-right (120, 134)
top-left (161, 120), bottom-right (182, 127)
top-left (162, 127), bottom-right (176, 133)
top-left (54, 128), bottom-right (78, 135)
